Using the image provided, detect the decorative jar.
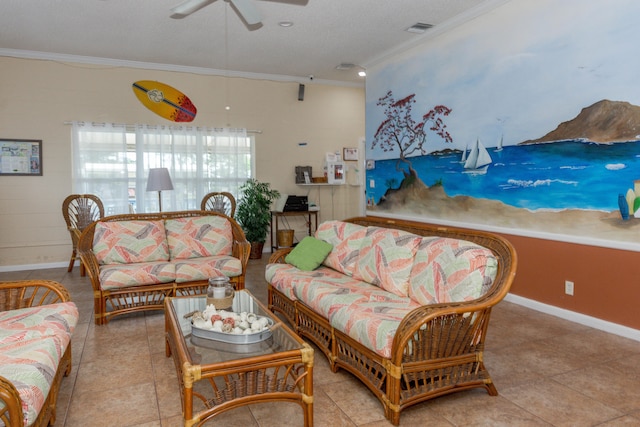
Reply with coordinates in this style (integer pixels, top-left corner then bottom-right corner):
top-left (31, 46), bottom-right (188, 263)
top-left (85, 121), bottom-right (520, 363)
top-left (206, 276), bottom-right (234, 309)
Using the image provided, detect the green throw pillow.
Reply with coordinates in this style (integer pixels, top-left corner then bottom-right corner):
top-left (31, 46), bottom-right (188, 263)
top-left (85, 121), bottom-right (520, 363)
top-left (285, 236), bottom-right (333, 271)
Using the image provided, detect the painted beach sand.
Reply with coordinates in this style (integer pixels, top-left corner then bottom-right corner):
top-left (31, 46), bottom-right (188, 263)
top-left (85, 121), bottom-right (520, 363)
top-left (368, 185), bottom-right (640, 246)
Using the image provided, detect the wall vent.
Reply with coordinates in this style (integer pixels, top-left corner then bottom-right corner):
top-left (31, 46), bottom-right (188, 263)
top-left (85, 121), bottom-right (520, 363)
top-left (406, 23), bottom-right (433, 34)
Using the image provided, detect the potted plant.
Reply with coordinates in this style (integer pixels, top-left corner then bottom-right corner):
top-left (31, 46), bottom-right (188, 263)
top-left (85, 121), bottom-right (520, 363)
top-left (235, 178), bottom-right (280, 259)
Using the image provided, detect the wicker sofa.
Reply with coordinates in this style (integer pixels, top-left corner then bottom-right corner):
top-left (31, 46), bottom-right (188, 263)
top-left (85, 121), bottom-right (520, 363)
top-left (0, 280), bottom-right (79, 427)
top-left (267, 216), bottom-right (517, 425)
top-left (78, 210), bottom-right (250, 325)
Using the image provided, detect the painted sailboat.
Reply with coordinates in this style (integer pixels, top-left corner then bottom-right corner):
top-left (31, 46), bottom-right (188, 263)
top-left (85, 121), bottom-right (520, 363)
top-left (463, 138), bottom-right (492, 174)
top-left (460, 143), bottom-right (469, 163)
top-left (495, 135), bottom-right (503, 152)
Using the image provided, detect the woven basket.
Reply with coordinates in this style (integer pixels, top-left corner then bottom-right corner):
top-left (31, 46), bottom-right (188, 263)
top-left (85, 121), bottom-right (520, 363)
top-left (277, 229), bottom-right (295, 247)
top-left (206, 290), bottom-right (235, 310)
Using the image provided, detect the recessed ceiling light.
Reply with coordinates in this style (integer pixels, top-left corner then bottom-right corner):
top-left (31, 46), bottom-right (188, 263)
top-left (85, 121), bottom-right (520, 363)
top-left (278, 21), bottom-right (294, 27)
top-left (406, 22), bottom-right (433, 34)
top-left (358, 71), bottom-right (367, 77)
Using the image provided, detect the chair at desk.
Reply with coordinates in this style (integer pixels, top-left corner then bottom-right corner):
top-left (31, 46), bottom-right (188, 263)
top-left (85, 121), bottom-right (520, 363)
top-left (62, 194), bottom-right (104, 276)
top-left (201, 192), bottom-right (236, 217)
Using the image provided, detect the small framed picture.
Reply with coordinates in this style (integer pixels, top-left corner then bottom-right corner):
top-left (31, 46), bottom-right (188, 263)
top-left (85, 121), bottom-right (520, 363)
top-left (0, 139), bottom-right (43, 176)
top-left (343, 147), bottom-right (358, 161)
top-left (366, 159), bottom-right (375, 170)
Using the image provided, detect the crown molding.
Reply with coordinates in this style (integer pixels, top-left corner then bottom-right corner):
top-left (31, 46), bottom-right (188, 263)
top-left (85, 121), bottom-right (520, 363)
top-left (0, 48), bottom-right (363, 89)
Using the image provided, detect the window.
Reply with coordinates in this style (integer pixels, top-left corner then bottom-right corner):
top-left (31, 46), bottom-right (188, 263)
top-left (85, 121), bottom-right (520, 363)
top-left (72, 122), bottom-right (253, 214)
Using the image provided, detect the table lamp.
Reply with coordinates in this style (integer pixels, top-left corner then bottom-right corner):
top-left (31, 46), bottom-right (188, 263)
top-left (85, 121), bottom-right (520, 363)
top-left (146, 168), bottom-right (174, 212)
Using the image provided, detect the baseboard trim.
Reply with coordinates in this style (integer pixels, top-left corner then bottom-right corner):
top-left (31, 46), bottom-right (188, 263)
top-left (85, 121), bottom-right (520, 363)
top-left (505, 293), bottom-right (640, 342)
top-left (0, 261), bottom-right (71, 273)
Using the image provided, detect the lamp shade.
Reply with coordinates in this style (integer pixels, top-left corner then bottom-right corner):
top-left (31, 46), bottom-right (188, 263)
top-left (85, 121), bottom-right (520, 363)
top-left (146, 168), bottom-right (174, 191)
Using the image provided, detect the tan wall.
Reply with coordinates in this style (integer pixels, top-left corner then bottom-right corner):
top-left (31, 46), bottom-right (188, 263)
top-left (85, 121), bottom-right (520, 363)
top-left (0, 56), bottom-right (364, 267)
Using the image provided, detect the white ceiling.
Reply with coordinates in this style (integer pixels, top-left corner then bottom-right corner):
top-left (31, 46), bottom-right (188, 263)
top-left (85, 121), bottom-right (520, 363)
top-left (0, 0), bottom-right (505, 86)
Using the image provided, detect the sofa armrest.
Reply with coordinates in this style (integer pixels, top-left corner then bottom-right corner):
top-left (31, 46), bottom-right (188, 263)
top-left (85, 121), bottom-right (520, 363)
top-left (0, 280), bottom-right (71, 310)
top-left (233, 240), bottom-right (251, 269)
top-left (77, 222), bottom-right (102, 293)
top-left (226, 215), bottom-right (251, 287)
top-left (0, 376), bottom-right (23, 427)
top-left (268, 247), bottom-right (293, 264)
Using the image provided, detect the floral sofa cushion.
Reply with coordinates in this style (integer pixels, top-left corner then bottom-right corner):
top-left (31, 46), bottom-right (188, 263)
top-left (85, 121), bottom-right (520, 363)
top-left (292, 275), bottom-right (373, 320)
top-left (173, 256), bottom-right (242, 283)
top-left (352, 227), bottom-right (422, 297)
top-left (0, 303), bottom-right (78, 427)
top-left (99, 261), bottom-right (176, 290)
top-left (0, 336), bottom-right (63, 426)
top-left (315, 220), bottom-right (367, 277)
top-left (165, 216), bottom-right (233, 260)
top-left (0, 302), bottom-right (78, 351)
top-left (93, 220), bottom-right (169, 265)
top-left (266, 263), bottom-right (348, 300)
top-left (326, 294), bottom-right (419, 358)
top-left (408, 237), bottom-right (498, 305)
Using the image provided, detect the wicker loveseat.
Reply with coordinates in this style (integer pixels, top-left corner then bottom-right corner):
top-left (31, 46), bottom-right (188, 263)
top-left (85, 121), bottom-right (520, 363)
top-left (0, 280), bottom-right (79, 427)
top-left (267, 216), bottom-right (517, 425)
top-left (78, 210), bottom-right (250, 325)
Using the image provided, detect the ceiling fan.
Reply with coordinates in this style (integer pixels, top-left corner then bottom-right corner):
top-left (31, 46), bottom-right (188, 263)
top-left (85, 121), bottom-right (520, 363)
top-left (170, 0), bottom-right (263, 25)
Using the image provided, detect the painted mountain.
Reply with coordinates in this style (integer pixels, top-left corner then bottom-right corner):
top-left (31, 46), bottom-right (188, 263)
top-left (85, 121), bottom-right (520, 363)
top-left (522, 100), bottom-right (640, 144)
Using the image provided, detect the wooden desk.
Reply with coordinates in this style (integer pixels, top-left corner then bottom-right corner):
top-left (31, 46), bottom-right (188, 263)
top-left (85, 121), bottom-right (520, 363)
top-left (270, 210), bottom-right (318, 252)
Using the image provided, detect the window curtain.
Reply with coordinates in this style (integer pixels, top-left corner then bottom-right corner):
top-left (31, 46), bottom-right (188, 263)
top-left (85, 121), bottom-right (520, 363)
top-left (72, 122), bottom-right (250, 214)
top-left (71, 122), bottom-right (130, 215)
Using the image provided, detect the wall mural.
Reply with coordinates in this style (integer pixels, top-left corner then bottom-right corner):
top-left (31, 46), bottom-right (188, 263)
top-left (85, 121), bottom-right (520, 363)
top-left (365, 0), bottom-right (640, 249)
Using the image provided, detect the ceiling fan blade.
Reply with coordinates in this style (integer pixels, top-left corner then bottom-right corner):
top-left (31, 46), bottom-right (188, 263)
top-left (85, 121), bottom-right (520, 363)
top-left (229, 0), bottom-right (262, 25)
top-left (170, 0), bottom-right (217, 19)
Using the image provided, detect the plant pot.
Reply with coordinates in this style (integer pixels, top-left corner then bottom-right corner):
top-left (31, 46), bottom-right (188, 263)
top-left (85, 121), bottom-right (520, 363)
top-left (249, 241), bottom-right (265, 259)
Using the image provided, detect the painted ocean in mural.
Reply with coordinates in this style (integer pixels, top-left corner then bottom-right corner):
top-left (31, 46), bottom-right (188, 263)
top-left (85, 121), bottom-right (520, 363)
top-left (367, 139), bottom-right (640, 212)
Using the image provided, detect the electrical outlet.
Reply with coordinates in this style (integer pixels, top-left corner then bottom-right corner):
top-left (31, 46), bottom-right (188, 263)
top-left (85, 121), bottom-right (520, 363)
top-left (565, 280), bottom-right (574, 296)
top-left (369, 179), bottom-right (375, 188)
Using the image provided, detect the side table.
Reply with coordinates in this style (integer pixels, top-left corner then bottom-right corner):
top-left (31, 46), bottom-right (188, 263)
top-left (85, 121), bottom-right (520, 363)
top-left (270, 210), bottom-right (318, 252)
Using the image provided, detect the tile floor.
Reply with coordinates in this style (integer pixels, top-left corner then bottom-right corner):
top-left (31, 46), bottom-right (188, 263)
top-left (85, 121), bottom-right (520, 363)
top-left (2, 258), bottom-right (640, 426)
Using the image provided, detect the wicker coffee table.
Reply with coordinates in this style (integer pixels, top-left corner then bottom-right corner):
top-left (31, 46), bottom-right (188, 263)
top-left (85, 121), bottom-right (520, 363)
top-left (165, 290), bottom-right (314, 427)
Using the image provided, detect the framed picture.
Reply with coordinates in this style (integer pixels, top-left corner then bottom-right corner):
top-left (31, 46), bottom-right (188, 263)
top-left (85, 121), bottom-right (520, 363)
top-left (366, 159), bottom-right (376, 170)
top-left (295, 166), bottom-right (312, 184)
top-left (0, 139), bottom-right (42, 176)
top-left (343, 147), bottom-right (359, 161)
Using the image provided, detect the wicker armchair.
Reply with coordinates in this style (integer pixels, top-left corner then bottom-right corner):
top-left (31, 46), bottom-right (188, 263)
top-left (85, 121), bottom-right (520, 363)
top-left (62, 194), bottom-right (104, 276)
top-left (201, 191), bottom-right (236, 217)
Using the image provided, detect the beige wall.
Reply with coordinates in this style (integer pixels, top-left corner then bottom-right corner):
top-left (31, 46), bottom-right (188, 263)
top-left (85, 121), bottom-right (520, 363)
top-left (0, 56), bottom-right (365, 268)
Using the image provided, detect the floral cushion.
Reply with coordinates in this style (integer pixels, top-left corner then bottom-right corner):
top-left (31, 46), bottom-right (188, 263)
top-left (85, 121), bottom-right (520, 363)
top-left (0, 303), bottom-right (78, 427)
top-left (293, 275), bottom-right (374, 320)
top-left (0, 302), bottom-right (78, 353)
top-left (315, 220), bottom-right (367, 276)
top-left (165, 216), bottom-right (233, 260)
top-left (99, 261), bottom-right (176, 290)
top-left (266, 263), bottom-right (344, 301)
top-left (0, 336), bottom-right (63, 426)
top-left (328, 297), bottom-right (418, 358)
top-left (265, 264), bottom-right (356, 301)
top-left (279, 266), bottom-right (418, 357)
top-left (173, 256), bottom-right (242, 283)
top-left (408, 237), bottom-right (498, 305)
top-left (93, 220), bottom-right (169, 265)
top-left (352, 227), bottom-right (422, 297)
